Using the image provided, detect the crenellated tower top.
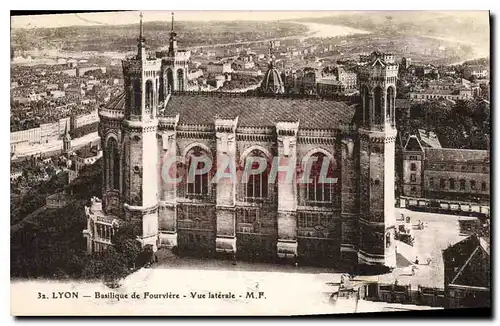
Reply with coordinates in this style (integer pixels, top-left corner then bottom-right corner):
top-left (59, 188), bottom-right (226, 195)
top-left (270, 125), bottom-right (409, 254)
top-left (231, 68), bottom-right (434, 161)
top-left (122, 12), bottom-right (162, 122)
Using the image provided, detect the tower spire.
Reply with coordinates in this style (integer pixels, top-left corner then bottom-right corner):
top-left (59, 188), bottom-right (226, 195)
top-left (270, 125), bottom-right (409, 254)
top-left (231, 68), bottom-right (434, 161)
top-left (140, 12), bottom-right (144, 40)
top-left (137, 11), bottom-right (146, 59)
top-left (268, 41), bottom-right (275, 69)
top-left (169, 12), bottom-right (178, 55)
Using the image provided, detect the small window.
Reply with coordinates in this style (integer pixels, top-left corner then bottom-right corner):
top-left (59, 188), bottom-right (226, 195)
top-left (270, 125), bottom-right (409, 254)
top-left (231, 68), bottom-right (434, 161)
top-left (374, 179), bottom-right (380, 186)
top-left (470, 180), bottom-right (476, 190)
top-left (481, 182), bottom-right (487, 191)
top-left (429, 178), bottom-right (434, 187)
top-left (410, 174), bottom-right (416, 182)
top-left (461, 166), bottom-right (466, 171)
top-left (410, 163), bottom-right (417, 171)
top-left (460, 179), bottom-right (466, 190)
top-left (449, 179), bottom-right (455, 190)
top-left (133, 166), bottom-right (141, 173)
top-left (440, 178), bottom-right (446, 189)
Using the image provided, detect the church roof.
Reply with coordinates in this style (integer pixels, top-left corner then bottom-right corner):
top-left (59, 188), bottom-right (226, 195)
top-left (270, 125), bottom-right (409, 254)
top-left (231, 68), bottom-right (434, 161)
top-left (424, 148), bottom-right (489, 163)
top-left (105, 91), bottom-right (127, 110)
top-left (163, 93), bottom-right (356, 129)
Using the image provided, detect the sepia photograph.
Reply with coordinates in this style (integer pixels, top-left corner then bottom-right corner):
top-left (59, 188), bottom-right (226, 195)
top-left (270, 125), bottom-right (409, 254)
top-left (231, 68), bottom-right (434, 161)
top-left (9, 9), bottom-right (491, 316)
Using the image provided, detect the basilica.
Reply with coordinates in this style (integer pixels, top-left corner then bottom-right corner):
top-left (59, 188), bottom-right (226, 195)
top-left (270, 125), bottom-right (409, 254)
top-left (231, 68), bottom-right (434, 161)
top-left (83, 14), bottom-right (399, 269)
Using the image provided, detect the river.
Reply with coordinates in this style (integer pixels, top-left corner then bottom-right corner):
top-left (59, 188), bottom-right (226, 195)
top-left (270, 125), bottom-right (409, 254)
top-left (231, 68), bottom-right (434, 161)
top-left (292, 22), bottom-right (370, 39)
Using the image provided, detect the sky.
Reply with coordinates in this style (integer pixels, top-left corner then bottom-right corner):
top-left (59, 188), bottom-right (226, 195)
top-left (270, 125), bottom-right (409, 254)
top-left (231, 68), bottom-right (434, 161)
top-left (11, 11), bottom-right (343, 29)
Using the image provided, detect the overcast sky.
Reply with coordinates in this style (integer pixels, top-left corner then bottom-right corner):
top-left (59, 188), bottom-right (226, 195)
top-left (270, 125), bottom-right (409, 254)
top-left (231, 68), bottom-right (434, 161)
top-left (11, 11), bottom-right (344, 29)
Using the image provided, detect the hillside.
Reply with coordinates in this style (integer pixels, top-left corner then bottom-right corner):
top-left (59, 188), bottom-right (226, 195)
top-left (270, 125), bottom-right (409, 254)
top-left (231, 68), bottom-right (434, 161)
top-left (11, 20), bottom-right (308, 54)
top-left (295, 11), bottom-right (489, 46)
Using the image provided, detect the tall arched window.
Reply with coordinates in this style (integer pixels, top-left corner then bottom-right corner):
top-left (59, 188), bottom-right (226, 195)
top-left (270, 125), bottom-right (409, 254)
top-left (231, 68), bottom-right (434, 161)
top-left (166, 69), bottom-right (173, 93)
top-left (449, 178), bottom-right (455, 190)
top-left (159, 75), bottom-right (164, 101)
top-left (106, 138), bottom-right (119, 190)
top-left (145, 80), bottom-right (153, 112)
top-left (177, 69), bottom-right (184, 92)
top-left (363, 86), bottom-right (370, 125)
top-left (133, 79), bottom-right (141, 115)
top-left (374, 86), bottom-right (382, 124)
top-left (306, 152), bottom-right (337, 204)
top-left (244, 150), bottom-right (269, 200)
top-left (185, 146), bottom-right (210, 197)
top-left (386, 86), bottom-right (395, 119)
top-left (121, 138), bottom-right (130, 197)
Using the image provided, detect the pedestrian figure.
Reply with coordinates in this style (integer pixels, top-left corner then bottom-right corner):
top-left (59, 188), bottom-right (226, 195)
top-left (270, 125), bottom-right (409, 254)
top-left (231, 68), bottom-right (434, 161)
top-left (415, 256), bottom-right (419, 265)
top-left (427, 258), bottom-right (432, 265)
top-left (232, 252), bottom-right (237, 265)
top-left (411, 265), bottom-right (417, 276)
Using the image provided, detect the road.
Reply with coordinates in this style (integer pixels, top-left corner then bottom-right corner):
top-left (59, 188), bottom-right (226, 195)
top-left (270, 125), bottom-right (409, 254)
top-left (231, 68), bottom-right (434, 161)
top-left (379, 208), bottom-right (467, 288)
top-left (13, 132), bottom-right (100, 159)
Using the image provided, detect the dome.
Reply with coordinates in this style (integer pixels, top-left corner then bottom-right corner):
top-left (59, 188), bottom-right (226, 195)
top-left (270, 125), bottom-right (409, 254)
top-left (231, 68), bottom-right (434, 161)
top-left (260, 66), bottom-right (284, 94)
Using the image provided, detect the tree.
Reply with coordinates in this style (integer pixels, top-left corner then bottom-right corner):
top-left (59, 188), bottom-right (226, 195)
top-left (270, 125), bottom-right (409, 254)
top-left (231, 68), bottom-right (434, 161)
top-left (112, 220), bottom-right (142, 269)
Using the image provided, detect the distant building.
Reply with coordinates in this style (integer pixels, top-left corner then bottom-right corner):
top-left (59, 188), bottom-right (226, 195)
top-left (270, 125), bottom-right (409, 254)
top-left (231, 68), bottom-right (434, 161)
top-left (443, 234), bottom-right (490, 308)
top-left (401, 135), bottom-right (490, 201)
top-left (409, 79), bottom-right (473, 102)
top-left (207, 62), bottom-right (232, 75)
top-left (462, 65), bottom-right (489, 79)
top-left (68, 144), bottom-right (102, 183)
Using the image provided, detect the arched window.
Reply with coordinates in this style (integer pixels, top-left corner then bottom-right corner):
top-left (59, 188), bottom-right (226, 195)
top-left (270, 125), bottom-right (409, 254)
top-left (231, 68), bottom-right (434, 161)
top-left (133, 79), bottom-right (141, 115)
top-left (166, 69), bottom-right (173, 94)
top-left (177, 69), bottom-right (184, 92)
top-left (145, 80), bottom-right (153, 111)
top-left (386, 86), bottom-right (395, 119)
top-left (460, 179), bottom-right (466, 190)
top-left (185, 146), bottom-right (210, 197)
top-left (121, 138), bottom-right (130, 197)
top-left (363, 86), bottom-right (370, 125)
top-left (374, 86), bottom-right (382, 124)
top-left (306, 152), bottom-right (337, 204)
top-left (243, 150), bottom-right (269, 200)
top-left (106, 138), bottom-right (119, 190)
top-left (449, 178), bottom-right (455, 190)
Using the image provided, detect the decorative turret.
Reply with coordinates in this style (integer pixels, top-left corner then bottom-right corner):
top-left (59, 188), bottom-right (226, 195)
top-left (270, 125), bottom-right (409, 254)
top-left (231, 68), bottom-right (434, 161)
top-left (122, 12), bottom-right (162, 122)
top-left (63, 121), bottom-right (71, 154)
top-left (137, 12), bottom-right (147, 60)
top-left (260, 41), bottom-right (284, 94)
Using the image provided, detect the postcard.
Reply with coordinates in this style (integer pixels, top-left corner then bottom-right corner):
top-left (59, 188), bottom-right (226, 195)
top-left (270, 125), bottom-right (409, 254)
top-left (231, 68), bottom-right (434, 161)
top-left (10, 10), bottom-right (491, 316)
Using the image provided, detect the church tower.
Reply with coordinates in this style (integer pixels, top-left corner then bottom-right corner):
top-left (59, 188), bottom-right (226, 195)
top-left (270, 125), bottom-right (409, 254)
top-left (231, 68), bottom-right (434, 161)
top-left (121, 12), bottom-right (161, 250)
top-left (161, 13), bottom-right (190, 95)
top-left (62, 121), bottom-right (71, 154)
top-left (357, 51), bottom-right (398, 268)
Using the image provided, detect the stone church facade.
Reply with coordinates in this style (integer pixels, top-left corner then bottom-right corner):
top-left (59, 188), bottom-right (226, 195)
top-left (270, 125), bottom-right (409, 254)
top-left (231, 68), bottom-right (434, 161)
top-left (84, 15), bottom-right (398, 269)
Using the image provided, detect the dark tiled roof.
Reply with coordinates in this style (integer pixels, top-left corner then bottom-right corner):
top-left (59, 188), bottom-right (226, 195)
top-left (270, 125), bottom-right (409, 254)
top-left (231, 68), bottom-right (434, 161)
top-left (424, 148), bottom-right (489, 163)
top-left (163, 93), bottom-right (356, 129)
top-left (443, 234), bottom-right (490, 287)
top-left (105, 91), bottom-right (126, 110)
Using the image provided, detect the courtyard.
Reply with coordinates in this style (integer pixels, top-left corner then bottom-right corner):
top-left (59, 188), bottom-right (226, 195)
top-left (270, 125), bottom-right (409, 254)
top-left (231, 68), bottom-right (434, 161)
top-left (379, 208), bottom-right (468, 289)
